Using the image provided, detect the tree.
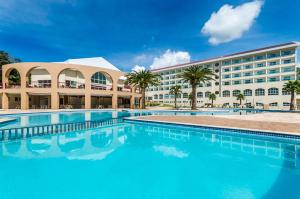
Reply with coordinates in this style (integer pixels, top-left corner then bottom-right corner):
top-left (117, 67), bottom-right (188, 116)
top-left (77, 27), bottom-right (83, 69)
top-left (126, 70), bottom-right (161, 109)
top-left (236, 93), bottom-right (245, 107)
top-left (169, 85), bottom-right (182, 109)
top-left (283, 80), bottom-right (300, 111)
top-left (180, 66), bottom-right (214, 110)
top-left (208, 93), bottom-right (217, 107)
top-left (0, 51), bottom-right (21, 81)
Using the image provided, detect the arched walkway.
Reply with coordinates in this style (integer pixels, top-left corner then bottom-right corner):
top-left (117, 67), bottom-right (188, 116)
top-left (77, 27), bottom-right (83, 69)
top-left (5, 68), bottom-right (21, 88)
top-left (58, 68), bottom-right (85, 89)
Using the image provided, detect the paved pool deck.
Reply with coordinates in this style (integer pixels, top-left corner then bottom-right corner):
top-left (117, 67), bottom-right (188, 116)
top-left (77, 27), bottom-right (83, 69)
top-left (134, 112), bottom-right (300, 134)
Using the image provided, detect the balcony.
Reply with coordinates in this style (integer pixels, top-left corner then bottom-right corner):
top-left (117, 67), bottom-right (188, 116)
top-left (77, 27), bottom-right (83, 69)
top-left (58, 82), bottom-right (85, 89)
top-left (27, 81), bottom-right (51, 88)
top-left (5, 83), bottom-right (21, 89)
top-left (91, 83), bottom-right (112, 91)
top-left (118, 85), bottom-right (131, 92)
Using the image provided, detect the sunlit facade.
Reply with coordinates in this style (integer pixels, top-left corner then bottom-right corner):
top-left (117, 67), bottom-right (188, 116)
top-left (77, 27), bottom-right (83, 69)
top-left (146, 42), bottom-right (300, 110)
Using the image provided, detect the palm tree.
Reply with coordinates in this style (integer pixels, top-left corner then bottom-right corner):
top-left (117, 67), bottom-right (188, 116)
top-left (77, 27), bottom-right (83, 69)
top-left (283, 80), bottom-right (300, 111)
top-left (208, 93), bottom-right (217, 107)
top-left (180, 66), bottom-right (214, 110)
top-left (169, 85), bottom-right (182, 109)
top-left (125, 70), bottom-right (161, 109)
top-left (236, 93), bottom-right (245, 107)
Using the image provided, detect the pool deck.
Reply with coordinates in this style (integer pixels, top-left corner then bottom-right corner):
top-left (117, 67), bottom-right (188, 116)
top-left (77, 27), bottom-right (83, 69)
top-left (133, 112), bottom-right (300, 135)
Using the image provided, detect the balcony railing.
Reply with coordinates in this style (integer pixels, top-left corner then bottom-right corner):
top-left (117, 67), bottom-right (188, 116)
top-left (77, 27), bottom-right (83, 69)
top-left (118, 85), bottom-right (131, 92)
top-left (58, 82), bottom-right (85, 89)
top-left (91, 83), bottom-right (112, 90)
top-left (27, 81), bottom-right (51, 88)
top-left (5, 83), bottom-right (21, 89)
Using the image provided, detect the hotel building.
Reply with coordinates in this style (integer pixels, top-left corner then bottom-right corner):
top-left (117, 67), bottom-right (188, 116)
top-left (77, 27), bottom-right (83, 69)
top-left (1, 57), bottom-right (141, 109)
top-left (146, 42), bottom-right (300, 110)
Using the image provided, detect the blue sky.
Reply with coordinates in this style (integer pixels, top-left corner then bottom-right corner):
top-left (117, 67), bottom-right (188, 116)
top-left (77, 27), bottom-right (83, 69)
top-left (0, 0), bottom-right (300, 71)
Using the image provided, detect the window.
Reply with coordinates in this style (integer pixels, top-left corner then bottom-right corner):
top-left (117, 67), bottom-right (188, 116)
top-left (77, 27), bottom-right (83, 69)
top-left (183, 93), bottom-right (188, 98)
top-left (282, 66), bottom-right (295, 73)
top-left (268, 88), bottom-right (279, 95)
top-left (232, 73), bottom-right (241, 78)
top-left (233, 66), bottom-right (241, 71)
top-left (269, 102), bottom-right (278, 107)
top-left (206, 83), bottom-right (212, 87)
top-left (255, 70), bottom-right (266, 75)
top-left (205, 91), bottom-right (211, 98)
top-left (197, 92), bottom-right (203, 98)
top-left (255, 88), bottom-right (265, 96)
top-left (164, 94), bottom-right (169, 99)
top-left (243, 72), bottom-right (253, 77)
top-left (223, 74), bottom-right (231, 79)
top-left (222, 60), bottom-right (231, 66)
top-left (233, 80), bottom-right (241, 85)
top-left (256, 63), bottom-right (266, 68)
top-left (232, 90), bottom-right (241, 97)
top-left (268, 61), bottom-right (279, 66)
top-left (255, 78), bottom-right (266, 83)
top-left (222, 90), bottom-right (230, 97)
top-left (282, 59), bottom-right (294, 64)
top-left (255, 55), bottom-right (266, 60)
top-left (282, 89), bottom-right (291, 95)
top-left (268, 77), bottom-right (280, 82)
top-left (268, 68), bottom-right (280, 74)
top-left (91, 72), bottom-right (107, 85)
top-left (244, 79), bottom-right (253, 84)
top-left (223, 68), bottom-right (230, 72)
top-left (154, 94), bottom-right (158, 99)
top-left (256, 102), bottom-right (264, 107)
top-left (159, 94), bottom-right (163, 99)
top-left (244, 65), bottom-right (253, 70)
top-left (281, 50), bottom-right (295, 56)
top-left (243, 89), bottom-right (252, 96)
top-left (267, 52), bottom-right (280, 58)
top-left (232, 59), bottom-right (241, 64)
top-left (223, 81), bottom-right (230, 86)
top-left (283, 102), bottom-right (290, 106)
top-left (243, 57), bottom-right (253, 62)
top-left (282, 75), bottom-right (295, 81)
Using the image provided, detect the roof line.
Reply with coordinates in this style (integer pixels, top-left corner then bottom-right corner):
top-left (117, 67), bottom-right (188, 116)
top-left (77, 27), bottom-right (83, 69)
top-left (151, 42), bottom-right (299, 71)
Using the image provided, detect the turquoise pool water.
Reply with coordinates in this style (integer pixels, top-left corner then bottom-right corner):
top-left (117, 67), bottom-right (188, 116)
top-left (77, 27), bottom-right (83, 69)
top-left (0, 109), bottom-right (259, 129)
top-left (0, 121), bottom-right (299, 199)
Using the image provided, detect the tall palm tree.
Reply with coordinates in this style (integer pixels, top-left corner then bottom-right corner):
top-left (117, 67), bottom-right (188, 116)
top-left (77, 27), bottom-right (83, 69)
top-left (169, 85), bottom-right (182, 109)
top-left (236, 93), bottom-right (245, 107)
top-left (180, 66), bottom-right (214, 110)
top-left (208, 93), bottom-right (217, 107)
top-left (283, 80), bottom-right (300, 111)
top-left (126, 70), bottom-right (161, 109)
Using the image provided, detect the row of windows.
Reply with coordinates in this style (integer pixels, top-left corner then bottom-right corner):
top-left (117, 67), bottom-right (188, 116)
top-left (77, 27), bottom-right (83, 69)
top-left (223, 60), bottom-right (295, 72)
top-left (222, 50), bottom-right (295, 66)
top-left (222, 67), bottom-right (295, 79)
top-left (222, 88), bottom-right (290, 97)
top-left (222, 75), bottom-right (295, 85)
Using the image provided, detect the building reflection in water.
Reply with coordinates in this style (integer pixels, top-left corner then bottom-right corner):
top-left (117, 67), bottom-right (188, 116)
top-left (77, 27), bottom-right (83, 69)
top-left (0, 124), bottom-right (128, 161)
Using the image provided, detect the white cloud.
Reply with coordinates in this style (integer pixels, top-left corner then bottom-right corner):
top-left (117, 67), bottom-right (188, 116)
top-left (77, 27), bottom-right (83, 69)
top-left (149, 49), bottom-right (191, 70)
top-left (132, 65), bottom-right (146, 72)
top-left (201, 0), bottom-right (264, 45)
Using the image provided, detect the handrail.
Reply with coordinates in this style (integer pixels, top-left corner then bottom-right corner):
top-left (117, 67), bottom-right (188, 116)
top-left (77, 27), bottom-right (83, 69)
top-left (0, 117), bottom-right (124, 142)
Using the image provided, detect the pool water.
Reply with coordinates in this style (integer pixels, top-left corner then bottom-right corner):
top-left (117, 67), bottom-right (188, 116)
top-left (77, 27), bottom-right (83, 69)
top-left (0, 109), bottom-right (259, 129)
top-left (0, 121), bottom-right (299, 199)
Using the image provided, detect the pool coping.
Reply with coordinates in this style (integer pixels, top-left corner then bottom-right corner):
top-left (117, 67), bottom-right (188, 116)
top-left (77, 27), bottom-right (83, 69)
top-left (124, 117), bottom-right (300, 140)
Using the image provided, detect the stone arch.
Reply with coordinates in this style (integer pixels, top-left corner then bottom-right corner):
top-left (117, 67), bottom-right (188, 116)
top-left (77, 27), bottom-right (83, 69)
top-left (26, 66), bottom-right (51, 88)
top-left (57, 68), bottom-right (85, 89)
top-left (5, 68), bottom-right (21, 88)
top-left (90, 71), bottom-right (113, 90)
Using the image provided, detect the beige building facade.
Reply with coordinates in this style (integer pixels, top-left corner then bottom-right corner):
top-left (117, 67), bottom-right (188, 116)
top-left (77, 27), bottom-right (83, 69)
top-left (146, 42), bottom-right (300, 110)
top-left (1, 58), bottom-right (141, 110)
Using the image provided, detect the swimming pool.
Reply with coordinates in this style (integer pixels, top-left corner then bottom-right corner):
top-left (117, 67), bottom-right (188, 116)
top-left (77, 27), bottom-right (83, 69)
top-left (0, 109), bottom-right (260, 129)
top-left (0, 120), bottom-right (299, 199)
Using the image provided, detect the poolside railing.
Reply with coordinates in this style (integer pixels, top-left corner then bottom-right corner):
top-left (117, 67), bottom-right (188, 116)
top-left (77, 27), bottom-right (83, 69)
top-left (0, 117), bottom-right (124, 142)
